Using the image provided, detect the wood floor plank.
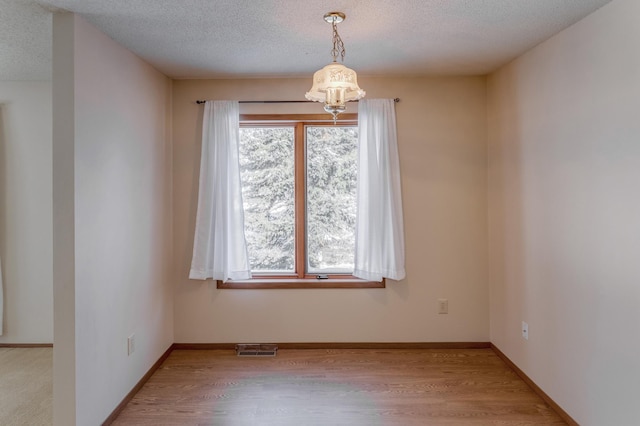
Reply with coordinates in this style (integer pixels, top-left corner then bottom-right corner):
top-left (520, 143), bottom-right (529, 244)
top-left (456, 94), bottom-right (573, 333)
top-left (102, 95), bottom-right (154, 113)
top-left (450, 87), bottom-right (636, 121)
top-left (111, 349), bottom-right (566, 425)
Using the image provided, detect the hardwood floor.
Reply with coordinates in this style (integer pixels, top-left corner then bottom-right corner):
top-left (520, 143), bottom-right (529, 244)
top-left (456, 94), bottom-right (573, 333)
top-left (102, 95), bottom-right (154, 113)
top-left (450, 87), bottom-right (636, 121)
top-left (111, 348), bottom-right (566, 425)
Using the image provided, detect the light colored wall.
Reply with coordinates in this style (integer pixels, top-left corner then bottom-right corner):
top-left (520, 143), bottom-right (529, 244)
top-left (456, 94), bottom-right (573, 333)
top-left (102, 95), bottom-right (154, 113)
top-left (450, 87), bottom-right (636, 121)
top-left (52, 14), bottom-right (173, 425)
top-left (487, 0), bottom-right (640, 424)
top-left (173, 77), bottom-right (488, 343)
top-left (0, 81), bottom-right (53, 343)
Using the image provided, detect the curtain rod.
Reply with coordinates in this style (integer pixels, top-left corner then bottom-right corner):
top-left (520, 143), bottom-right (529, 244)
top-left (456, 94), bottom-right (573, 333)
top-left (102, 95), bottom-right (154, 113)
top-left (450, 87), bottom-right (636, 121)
top-left (195, 98), bottom-right (400, 104)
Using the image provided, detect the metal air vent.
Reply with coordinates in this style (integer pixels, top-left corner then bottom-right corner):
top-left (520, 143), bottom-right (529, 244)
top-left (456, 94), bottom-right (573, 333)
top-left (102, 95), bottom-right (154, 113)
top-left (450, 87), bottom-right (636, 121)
top-left (235, 343), bottom-right (278, 357)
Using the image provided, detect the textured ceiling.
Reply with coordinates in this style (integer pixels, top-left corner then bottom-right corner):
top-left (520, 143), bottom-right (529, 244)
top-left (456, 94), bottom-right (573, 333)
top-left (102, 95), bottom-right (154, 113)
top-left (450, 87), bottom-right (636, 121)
top-left (2, 0), bottom-right (613, 80)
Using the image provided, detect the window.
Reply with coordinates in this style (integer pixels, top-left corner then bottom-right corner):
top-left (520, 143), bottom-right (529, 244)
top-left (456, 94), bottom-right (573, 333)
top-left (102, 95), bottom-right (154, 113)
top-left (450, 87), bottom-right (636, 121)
top-left (191, 100), bottom-right (404, 286)
top-left (218, 114), bottom-right (383, 289)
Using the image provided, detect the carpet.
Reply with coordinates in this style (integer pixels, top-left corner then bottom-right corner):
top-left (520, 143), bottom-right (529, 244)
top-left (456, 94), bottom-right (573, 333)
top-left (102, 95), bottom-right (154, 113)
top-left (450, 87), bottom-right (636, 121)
top-left (0, 347), bottom-right (52, 426)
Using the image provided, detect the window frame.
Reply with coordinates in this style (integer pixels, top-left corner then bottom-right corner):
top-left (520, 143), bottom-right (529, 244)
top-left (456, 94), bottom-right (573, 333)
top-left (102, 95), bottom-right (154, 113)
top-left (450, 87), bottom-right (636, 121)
top-left (218, 113), bottom-right (384, 289)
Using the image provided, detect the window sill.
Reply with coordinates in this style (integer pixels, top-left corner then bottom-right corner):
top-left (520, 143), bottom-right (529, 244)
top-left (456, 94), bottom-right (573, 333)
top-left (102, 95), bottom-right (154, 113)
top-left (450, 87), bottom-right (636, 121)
top-left (217, 278), bottom-right (385, 289)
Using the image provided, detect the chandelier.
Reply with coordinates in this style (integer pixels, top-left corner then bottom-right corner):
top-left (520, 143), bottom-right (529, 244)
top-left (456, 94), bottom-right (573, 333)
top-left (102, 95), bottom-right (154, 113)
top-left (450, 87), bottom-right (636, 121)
top-left (305, 12), bottom-right (365, 123)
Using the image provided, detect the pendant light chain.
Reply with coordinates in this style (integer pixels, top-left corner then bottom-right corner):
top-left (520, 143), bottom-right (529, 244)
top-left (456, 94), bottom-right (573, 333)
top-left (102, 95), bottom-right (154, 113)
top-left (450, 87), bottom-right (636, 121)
top-left (330, 18), bottom-right (346, 63)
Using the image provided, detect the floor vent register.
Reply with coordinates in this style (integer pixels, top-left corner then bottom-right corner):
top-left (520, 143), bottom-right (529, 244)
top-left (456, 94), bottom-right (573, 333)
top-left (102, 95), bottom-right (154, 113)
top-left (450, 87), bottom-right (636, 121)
top-left (235, 343), bottom-right (278, 357)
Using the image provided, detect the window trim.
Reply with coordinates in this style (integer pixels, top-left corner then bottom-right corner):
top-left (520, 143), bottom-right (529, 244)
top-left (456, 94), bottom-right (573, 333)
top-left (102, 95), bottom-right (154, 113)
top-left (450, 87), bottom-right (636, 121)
top-left (219, 114), bottom-right (384, 289)
top-left (218, 278), bottom-right (384, 289)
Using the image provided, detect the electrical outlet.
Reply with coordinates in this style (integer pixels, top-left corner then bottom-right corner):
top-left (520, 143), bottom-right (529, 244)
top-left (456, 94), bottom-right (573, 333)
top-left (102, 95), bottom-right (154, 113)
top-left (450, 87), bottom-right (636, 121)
top-left (127, 334), bottom-right (135, 356)
top-left (438, 298), bottom-right (448, 314)
top-left (522, 322), bottom-right (528, 340)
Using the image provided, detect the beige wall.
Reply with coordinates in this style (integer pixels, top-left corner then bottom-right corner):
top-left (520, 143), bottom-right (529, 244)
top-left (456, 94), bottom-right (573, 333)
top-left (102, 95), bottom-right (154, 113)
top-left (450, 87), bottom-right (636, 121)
top-left (53, 14), bottom-right (173, 425)
top-left (172, 77), bottom-right (488, 343)
top-left (0, 81), bottom-right (53, 343)
top-left (487, 0), bottom-right (640, 424)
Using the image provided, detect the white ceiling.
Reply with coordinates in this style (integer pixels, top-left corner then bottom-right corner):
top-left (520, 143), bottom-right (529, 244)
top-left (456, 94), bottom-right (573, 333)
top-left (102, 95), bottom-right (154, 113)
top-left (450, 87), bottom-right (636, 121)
top-left (2, 0), bottom-right (613, 81)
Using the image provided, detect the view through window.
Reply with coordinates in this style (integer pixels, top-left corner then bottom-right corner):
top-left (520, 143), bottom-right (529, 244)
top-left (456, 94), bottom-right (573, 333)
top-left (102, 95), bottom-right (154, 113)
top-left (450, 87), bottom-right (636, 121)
top-left (238, 122), bottom-right (357, 277)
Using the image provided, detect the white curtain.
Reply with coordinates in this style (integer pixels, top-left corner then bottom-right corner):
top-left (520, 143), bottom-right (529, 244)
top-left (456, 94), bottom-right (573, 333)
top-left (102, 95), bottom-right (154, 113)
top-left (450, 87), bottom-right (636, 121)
top-left (189, 101), bottom-right (252, 282)
top-left (354, 99), bottom-right (406, 281)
